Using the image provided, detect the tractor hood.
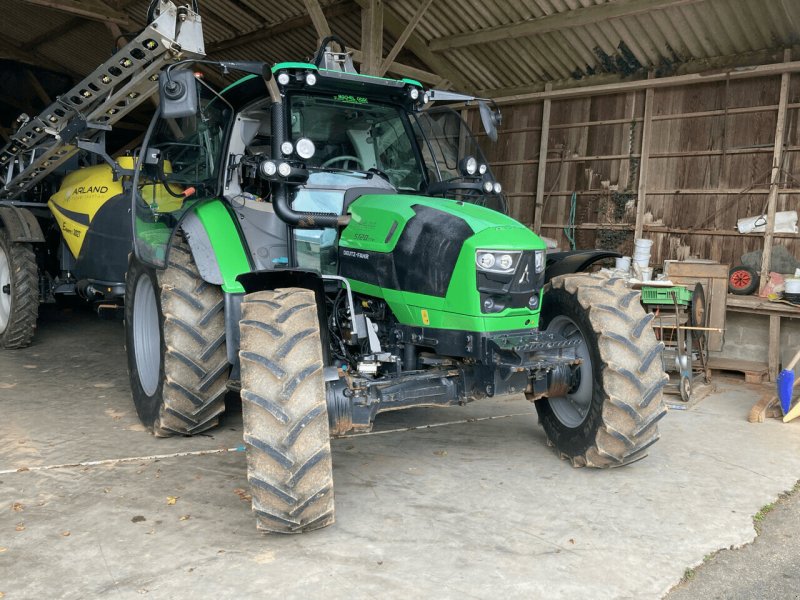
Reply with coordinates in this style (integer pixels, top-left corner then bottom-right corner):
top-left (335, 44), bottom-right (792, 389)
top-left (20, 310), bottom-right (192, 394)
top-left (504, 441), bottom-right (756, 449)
top-left (339, 194), bottom-right (547, 331)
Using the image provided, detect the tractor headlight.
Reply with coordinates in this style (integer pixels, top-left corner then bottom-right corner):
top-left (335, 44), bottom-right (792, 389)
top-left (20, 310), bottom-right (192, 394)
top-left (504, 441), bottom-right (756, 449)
top-left (277, 72), bottom-right (290, 86)
top-left (260, 160), bottom-right (277, 177)
top-left (409, 87), bottom-right (420, 100)
top-left (423, 92), bottom-right (430, 104)
top-left (534, 250), bottom-right (545, 274)
top-left (278, 162), bottom-right (292, 177)
top-left (305, 72), bottom-right (317, 86)
top-left (483, 181), bottom-right (493, 193)
top-left (295, 137), bottom-right (316, 160)
top-left (460, 156), bottom-right (478, 176)
top-left (475, 250), bottom-right (521, 274)
top-left (476, 252), bottom-right (495, 270)
top-left (479, 163), bottom-right (487, 175)
top-left (280, 141), bottom-right (294, 156)
top-left (493, 182), bottom-right (502, 194)
top-left (497, 253), bottom-right (514, 270)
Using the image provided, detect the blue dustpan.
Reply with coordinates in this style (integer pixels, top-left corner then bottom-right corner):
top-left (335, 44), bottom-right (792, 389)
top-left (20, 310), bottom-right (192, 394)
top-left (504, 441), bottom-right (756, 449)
top-left (778, 369), bottom-right (794, 414)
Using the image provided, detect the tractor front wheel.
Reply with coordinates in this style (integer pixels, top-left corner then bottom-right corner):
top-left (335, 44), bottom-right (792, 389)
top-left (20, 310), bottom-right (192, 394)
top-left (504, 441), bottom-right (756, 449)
top-left (125, 239), bottom-right (229, 436)
top-left (239, 288), bottom-right (335, 533)
top-left (0, 228), bottom-right (38, 349)
top-left (535, 273), bottom-right (668, 467)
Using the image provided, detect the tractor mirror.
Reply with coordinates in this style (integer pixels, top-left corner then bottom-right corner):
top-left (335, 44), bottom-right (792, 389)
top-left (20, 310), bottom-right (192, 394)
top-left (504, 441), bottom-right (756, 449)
top-left (158, 69), bottom-right (198, 119)
top-left (478, 100), bottom-right (502, 143)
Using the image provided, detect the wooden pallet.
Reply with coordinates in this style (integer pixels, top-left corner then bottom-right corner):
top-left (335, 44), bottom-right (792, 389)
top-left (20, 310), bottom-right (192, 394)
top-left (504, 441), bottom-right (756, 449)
top-left (706, 357), bottom-right (769, 384)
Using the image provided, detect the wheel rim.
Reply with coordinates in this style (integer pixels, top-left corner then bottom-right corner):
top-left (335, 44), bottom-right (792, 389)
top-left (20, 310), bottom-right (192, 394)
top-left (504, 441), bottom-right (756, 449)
top-left (546, 315), bottom-right (594, 428)
top-left (0, 244), bottom-right (11, 335)
top-left (133, 274), bottom-right (160, 396)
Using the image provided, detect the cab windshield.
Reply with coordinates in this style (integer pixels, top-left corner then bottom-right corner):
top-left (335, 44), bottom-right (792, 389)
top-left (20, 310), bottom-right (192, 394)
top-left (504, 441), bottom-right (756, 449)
top-left (288, 94), bottom-right (425, 192)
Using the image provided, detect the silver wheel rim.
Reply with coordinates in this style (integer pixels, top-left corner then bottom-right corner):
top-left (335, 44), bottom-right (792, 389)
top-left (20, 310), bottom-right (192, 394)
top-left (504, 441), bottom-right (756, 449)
top-left (546, 315), bottom-right (594, 428)
top-left (0, 244), bottom-right (11, 335)
top-left (133, 274), bottom-right (160, 396)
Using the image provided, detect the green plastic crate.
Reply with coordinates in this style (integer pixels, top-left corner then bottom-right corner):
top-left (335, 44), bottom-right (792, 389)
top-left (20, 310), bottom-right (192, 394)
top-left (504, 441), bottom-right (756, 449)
top-left (640, 285), bottom-right (693, 306)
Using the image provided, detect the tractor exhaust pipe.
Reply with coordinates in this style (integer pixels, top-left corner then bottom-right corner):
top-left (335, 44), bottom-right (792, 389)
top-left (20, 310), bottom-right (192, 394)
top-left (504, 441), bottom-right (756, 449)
top-left (268, 81), bottom-right (348, 229)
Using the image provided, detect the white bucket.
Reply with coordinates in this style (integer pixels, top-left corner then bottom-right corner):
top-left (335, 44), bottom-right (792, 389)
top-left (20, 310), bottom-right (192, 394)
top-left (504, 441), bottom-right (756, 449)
top-left (634, 238), bottom-right (654, 250)
top-left (641, 267), bottom-right (653, 282)
top-left (633, 257), bottom-right (649, 267)
top-left (615, 256), bottom-right (631, 271)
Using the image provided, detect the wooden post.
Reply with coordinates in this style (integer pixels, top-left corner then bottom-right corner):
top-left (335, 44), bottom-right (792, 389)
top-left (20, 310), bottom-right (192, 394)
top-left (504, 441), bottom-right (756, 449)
top-left (759, 49), bottom-right (792, 291)
top-left (303, 0), bottom-right (332, 43)
top-left (360, 0), bottom-right (384, 76)
top-left (533, 83), bottom-right (552, 232)
top-left (634, 79), bottom-right (654, 240)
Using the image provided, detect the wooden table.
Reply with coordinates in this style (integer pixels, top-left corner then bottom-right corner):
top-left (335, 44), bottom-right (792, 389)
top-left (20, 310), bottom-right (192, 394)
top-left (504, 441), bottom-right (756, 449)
top-left (725, 294), bottom-right (800, 382)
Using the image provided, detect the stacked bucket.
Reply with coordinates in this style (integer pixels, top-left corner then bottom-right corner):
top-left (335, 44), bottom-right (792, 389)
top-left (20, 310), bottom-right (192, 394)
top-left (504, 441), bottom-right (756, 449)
top-left (614, 238), bottom-right (653, 280)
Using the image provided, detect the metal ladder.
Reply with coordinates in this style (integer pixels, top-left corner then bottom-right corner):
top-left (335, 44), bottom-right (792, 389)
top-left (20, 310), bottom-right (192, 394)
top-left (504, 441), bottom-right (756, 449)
top-left (0, 0), bottom-right (204, 201)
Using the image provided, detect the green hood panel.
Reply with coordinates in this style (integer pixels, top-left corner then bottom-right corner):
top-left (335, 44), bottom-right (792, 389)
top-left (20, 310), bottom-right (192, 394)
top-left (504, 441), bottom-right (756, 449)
top-left (340, 194), bottom-right (546, 330)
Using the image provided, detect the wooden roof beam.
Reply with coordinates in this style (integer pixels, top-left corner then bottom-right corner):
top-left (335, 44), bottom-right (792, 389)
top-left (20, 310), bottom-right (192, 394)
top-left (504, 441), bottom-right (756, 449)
top-left (208, 3), bottom-right (354, 54)
top-left (428, 0), bottom-right (704, 52)
top-left (303, 0), bottom-right (332, 43)
top-left (349, 49), bottom-right (444, 85)
top-left (17, 0), bottom-right (133, 27)
top-left (377, 0), bottom-right (433, 77)
top-left (353, 0), bottom-right (469, 90)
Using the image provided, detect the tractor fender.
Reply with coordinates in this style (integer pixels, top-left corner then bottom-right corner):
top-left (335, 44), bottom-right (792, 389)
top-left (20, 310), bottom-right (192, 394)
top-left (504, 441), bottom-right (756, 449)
top-left (180, 211), bottom-right (224, 286)
top-left (544, 249), bottom-right (621, 284)
top-left (0, 205), bottom-right (45, 243)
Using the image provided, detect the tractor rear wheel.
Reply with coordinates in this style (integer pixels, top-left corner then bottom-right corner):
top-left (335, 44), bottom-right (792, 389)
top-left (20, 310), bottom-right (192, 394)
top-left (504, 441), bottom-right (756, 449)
top-left (535, 273), bottom-right (668, 467)
top-left (125, 239), bottom-right (229, 436)
top-left (239, 288), bottom-right (335, 534)
top-left (0, 228), bottom-right (38, 349)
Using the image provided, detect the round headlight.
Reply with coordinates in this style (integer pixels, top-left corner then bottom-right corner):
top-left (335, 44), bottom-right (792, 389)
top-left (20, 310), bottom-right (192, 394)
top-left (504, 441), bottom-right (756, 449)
top-left (276, 72), bottom-right (290, 86)
top-left (422, 92), bottom-right (430, 104)
top-left (478, 163), bottom-right (487, 175)
top-left (305, 72), bottom-right (317, 86)
top-left (409, 88), bottom-right (419, 100)
top-left (483, 181), bottom-right (493, 193)
top-left (493, 182), bottom-right (502, 194)
top-left (476, 252), bottom-right (495, 269)
top-left (280, 141), bottom-right (294, 156)
top-left (296, 137), bottom-right (315, 160)
top-left (278, 162), bottom-right (292, 177)
top-left (464, 156), bottom-right (478, 175)
top-left (260, 160), bottom-right (277, 177)
top-left (528, 295), bottom-right (539, 310)
top-left (498, 254), bottom-right (514, 270)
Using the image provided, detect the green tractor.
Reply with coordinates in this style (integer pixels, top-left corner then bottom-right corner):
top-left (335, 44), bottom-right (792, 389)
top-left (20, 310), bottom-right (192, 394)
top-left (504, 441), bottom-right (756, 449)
top-left (126, 39), bottom-right (667, 533)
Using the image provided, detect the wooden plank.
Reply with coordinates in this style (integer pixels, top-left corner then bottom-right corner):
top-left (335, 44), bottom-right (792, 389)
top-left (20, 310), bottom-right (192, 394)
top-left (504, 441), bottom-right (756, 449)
top-left (377, 0), bottom-right (433, 77)
top-left (706, 357), bottom-right (768, 383)
top-left (360, 0), bottom-right (384, 76)
top-left (634, 83), bottom-right (654, 240)
top-left (533, 83), bottom-right (552, 233)
top-left (769, 315), bottom-right (781, 382)
top-left (759, 51), bottom-right (792, 291)
top-left (428, 0), bottom-right (701, 52)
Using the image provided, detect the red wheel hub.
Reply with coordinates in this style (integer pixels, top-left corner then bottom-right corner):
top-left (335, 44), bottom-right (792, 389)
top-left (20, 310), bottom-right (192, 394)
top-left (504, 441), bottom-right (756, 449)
top-left (731, 270), bottom-right (752, 289)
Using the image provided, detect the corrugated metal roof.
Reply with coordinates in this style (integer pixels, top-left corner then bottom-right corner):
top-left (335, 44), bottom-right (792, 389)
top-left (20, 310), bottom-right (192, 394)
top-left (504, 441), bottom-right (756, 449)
top-left (0, 0), bottom-right (796, 95)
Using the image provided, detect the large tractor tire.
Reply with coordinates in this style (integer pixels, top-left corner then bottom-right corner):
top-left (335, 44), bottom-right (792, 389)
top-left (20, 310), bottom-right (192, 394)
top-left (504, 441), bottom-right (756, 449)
top-left (125, 240), bottom-right (229, 436)
top-left (0, 228), bottom-right (38, 349)
top-left (239, 288), bottom-right (335, 534)
top-left (535, 273), bottom-right (668, 467)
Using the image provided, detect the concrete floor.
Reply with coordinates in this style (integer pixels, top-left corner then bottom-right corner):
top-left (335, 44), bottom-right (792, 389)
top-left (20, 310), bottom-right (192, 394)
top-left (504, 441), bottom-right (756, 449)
top-left (2, 306), bottom-right (800, 599)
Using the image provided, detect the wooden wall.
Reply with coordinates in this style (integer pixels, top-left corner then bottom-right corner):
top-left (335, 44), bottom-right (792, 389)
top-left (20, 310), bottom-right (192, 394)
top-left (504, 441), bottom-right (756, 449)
top-left (467, 62), bottom-right (800, 269)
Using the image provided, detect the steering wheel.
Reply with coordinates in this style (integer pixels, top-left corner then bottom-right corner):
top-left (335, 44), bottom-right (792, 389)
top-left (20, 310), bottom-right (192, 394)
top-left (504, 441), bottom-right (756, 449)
top-left (321, 155), bottom-right (365, 169)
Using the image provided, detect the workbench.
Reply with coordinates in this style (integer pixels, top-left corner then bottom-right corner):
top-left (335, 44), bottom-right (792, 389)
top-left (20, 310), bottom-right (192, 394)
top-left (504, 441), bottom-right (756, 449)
top-left (725, 294), bottom-right (800, 382)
